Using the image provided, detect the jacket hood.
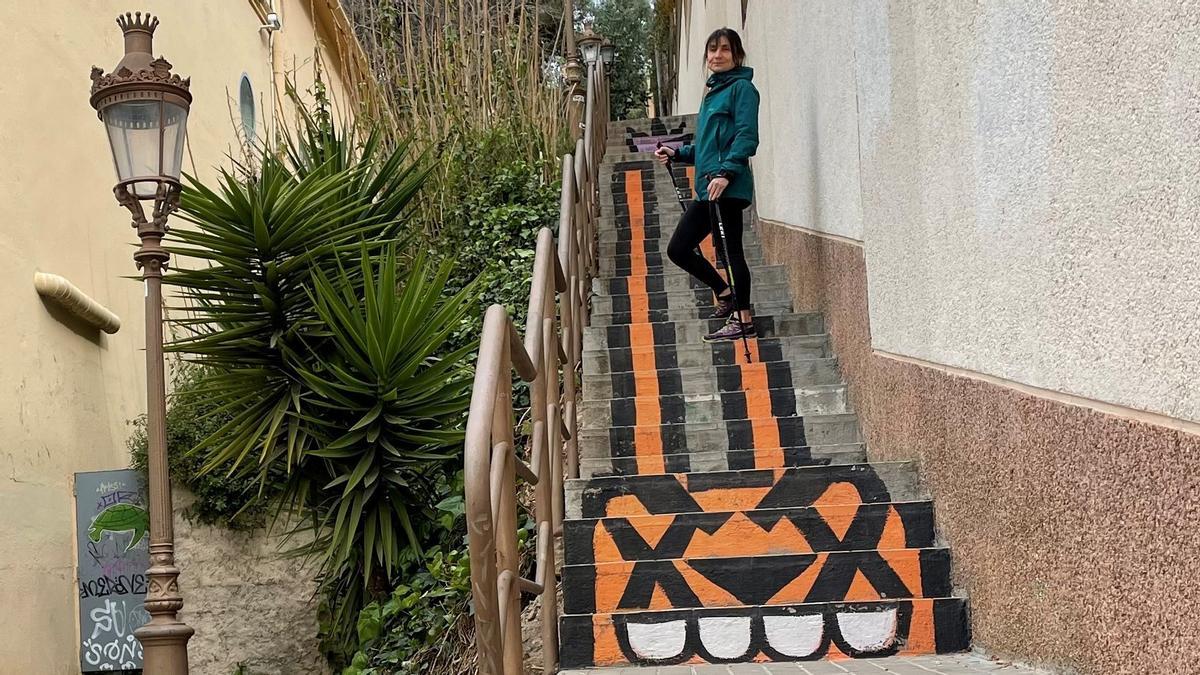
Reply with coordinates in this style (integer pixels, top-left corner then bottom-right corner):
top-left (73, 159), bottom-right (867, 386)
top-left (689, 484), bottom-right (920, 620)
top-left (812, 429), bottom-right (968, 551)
top-left (707, 65), bottom-right (754, 88)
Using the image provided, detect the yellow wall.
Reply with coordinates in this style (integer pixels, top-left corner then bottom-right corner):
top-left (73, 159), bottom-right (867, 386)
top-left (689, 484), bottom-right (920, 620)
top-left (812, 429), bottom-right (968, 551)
top-left (0, 2), bottom-right (361, 671)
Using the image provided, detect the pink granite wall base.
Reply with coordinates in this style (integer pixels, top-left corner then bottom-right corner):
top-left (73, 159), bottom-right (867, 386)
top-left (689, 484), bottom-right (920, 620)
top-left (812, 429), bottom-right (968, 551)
top-left (758, 219), bottom-right (1200, 675)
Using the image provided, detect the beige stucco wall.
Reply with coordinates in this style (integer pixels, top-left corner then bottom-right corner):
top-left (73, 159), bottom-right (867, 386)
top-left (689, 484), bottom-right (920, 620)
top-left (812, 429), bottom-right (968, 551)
top-left (674, 0), bottom-right (1200, 424)
top-left (0, 2), bottom-right (358, 672)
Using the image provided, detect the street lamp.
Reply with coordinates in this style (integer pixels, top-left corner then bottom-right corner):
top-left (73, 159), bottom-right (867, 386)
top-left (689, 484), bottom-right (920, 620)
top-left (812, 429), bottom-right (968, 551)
top-left (577, 24), bottom-right (602, 66)
top-left (89, 12), bottom-right (194, 675)
top-left (600, 39), bottom-right (616, 67)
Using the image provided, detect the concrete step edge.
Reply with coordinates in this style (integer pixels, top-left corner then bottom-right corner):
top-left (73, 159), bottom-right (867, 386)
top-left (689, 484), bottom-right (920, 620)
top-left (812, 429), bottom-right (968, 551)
top-left (561, 496), bottom-right (928, 527)
top-left (579, 412), bottom-right (856, 435)
top-left (580, 382), bottom-right (848, 406)
top-left (566, 460), bottom-right (914, 489)
top-left (564, 546), bottom-right (952, 574)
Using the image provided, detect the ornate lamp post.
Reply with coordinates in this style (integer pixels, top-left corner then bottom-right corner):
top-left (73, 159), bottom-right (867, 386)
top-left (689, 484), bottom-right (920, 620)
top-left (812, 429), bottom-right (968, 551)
top-left (577, 24), bottom-right (603, 69)
top-left (600, 38), bottom-right (616, 68)
top-left (89, 12), bottom-right (194, 675)
top-left (561, 0), bottom-right (585, 139)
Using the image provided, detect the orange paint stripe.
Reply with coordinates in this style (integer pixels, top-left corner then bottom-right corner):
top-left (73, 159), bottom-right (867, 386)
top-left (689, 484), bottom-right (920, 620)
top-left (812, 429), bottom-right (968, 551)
top-left (592, 616), bottom-right (624, 665)
top-left (628, 318), bottom-right (663, 475)
top-left (737, 359), bottom-right (783, 466)
top-left (734, 337), bottom-right (761, 365)
top-left (902, 598), bottom-right (937, 655)
top-left (626, 272), bottom-right (649, 321)
top-left (624, 171), bottom-right (648, 282)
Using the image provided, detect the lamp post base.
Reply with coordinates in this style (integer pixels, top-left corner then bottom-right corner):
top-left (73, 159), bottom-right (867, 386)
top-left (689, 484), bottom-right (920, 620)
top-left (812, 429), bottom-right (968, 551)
top-left (136, 623), bottom-right (194, 675)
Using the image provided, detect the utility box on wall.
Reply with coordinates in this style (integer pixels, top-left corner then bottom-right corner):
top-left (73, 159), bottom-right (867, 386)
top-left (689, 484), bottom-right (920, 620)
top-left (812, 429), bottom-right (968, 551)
top-left (74, 469), bottom-right (150, 672)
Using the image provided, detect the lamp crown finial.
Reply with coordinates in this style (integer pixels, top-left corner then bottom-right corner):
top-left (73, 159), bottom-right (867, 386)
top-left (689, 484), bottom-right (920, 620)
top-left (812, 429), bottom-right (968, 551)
top-left (116, 11), bottom-right (159, 35)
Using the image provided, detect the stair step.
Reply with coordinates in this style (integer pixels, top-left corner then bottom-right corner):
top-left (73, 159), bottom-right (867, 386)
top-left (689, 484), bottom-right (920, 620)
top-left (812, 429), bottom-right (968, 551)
top-left (579, 443), bottom-right (868, 478)
top-left (563, 500), bottom-right (938, 564)
top-left (566, 462), bottom-right (925, 520)
top-left (580, 386), bottom-right (849, 430)
top-left (598, 224), bottom-right (757, 246)
top-left (609, 114), bottom-right (695, 131)
top-left (563, 547), bottom-right (953, 614)
top-left (591, 283), bottom-right (792, 315)
top-left (594, 265), bottom-right (789, 294)
top-left (583, 358), bottom-right (843, 400)
top-left (584, 334), bottom-right (831, 372)
top-left (559, 597), bottom-right (970, 668)
top-left (599, 256), bottom-right (767, 278)
top-left (590, 301), bottom-right (792, 327)
top-left (597, 239), bottom-right (763, 257)
top-left (578, 413), bottom-right (862, 463)
top-left (584, 314), bottom-right (825, 351)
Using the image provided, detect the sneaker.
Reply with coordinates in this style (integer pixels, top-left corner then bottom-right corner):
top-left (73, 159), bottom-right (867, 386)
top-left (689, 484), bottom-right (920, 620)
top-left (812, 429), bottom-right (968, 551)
top-left (702, 319), bottom-right (757, 342)
top-left (710, 293), bottom-right (735, 319)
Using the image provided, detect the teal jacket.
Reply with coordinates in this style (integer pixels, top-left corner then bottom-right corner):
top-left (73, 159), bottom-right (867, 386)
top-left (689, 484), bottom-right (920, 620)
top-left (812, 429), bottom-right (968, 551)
top-left (675, 66), bottom-right (760, 203)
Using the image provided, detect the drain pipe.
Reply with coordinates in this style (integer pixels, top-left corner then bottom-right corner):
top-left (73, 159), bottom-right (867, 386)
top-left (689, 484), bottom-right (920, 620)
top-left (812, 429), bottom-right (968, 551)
top-left (259, 1), bottom-right (283, 148)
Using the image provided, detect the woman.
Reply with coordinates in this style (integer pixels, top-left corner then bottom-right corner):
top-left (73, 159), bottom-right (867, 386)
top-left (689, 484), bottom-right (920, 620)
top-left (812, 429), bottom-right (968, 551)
top-left (654, 27), bottom-right (760, 342)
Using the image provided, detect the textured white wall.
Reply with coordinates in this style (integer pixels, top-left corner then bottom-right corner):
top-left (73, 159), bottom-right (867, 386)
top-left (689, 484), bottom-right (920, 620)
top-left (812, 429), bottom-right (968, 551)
top-left (676, 0), bottom-right (1200, 423)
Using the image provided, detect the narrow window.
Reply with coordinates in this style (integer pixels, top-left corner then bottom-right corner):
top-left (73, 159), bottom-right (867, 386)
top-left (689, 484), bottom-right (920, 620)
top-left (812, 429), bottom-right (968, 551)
top-left (239, 74), bottom-right (256, 141)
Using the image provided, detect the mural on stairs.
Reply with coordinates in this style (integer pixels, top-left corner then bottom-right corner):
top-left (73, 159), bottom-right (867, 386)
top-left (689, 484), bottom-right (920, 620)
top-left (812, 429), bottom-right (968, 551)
top-left (623, 118), bottom-right (693, 153)
top-left (560, 461), bottom-right (968, 666)
top-left (560, 156), bottom-right (969, 668)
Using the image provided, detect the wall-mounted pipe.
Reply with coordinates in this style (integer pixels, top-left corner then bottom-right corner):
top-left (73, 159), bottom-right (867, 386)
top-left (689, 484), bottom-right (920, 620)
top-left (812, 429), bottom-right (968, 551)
top-left (34, 272), bottom-right (121, 334)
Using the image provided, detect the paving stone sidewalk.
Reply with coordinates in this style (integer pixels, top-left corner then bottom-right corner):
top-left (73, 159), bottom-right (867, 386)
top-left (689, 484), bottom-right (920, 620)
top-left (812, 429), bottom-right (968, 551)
top-left (561, 653), bottom-right (1052, 674)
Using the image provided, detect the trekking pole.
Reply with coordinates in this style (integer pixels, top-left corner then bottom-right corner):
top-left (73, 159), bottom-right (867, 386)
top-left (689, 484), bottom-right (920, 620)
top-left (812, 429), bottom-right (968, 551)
top-left (708, 194), bottom-right (753, 363)
top-left (656, 141), bottom-right (690, 213)
top-left (656, 141), bottom-right (716, 263)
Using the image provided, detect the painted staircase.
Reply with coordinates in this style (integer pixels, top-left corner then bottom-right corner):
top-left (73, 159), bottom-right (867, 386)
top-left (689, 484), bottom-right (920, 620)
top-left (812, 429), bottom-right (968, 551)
top-left (556, 115), bottom-right (971, 669)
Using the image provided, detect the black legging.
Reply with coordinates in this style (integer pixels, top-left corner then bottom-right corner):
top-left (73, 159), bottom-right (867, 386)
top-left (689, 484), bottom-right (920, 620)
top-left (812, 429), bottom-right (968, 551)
top-left (666, 198), bottom-right (752, 310)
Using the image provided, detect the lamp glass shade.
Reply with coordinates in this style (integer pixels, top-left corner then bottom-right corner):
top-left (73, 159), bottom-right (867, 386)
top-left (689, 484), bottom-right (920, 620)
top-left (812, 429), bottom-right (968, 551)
top-left (601, 43), bottom-right (616, 65)
top-left (580, 41), bottom-right (600, 65)
top-left (103, 100), bottom-right (189, 198)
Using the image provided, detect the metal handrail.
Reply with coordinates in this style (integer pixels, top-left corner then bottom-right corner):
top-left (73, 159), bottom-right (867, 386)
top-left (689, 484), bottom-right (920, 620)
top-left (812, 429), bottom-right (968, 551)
top-left (464, 60), bottom-right (609, 675)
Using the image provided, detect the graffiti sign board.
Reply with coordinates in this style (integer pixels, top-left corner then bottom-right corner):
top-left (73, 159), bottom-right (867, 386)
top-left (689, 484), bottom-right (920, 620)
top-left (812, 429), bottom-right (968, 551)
top-left (74, 469), bottom-right (151, 672)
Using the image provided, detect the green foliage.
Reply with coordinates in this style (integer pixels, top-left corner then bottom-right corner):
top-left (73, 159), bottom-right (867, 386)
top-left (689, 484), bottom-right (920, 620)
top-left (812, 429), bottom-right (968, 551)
top-left (165, 108), bottom-right (479, 647)
top-left (129, 365), bottom-right (280, 530)
top-left (340, 540), bottom-right (474, 674)
top-left (339, 484), bottom-right (537, 675)
top-left (580, 0), bottom-right (654, 120)
top-left (325, 125), bottom-right (561, 672)
top-left (439, 124), bottom-right (563, 345)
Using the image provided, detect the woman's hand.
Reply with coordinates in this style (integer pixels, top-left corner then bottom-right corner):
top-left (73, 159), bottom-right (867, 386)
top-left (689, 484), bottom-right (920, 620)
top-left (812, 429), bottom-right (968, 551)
top-left (708, 176), bottom-right (730, 200)
top-left (653, 145), bottom-right (675, 166)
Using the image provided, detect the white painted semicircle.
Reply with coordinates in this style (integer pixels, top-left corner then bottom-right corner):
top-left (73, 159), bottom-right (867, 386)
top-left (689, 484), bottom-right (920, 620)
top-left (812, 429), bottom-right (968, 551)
top-left (698, 616), bottom-right (752, 659)
top-left (626, 619), bottom-right (687, 661)
top-left (763, 614), bottom-right (824, 657)
top-left (836, 608), bottom-right (898, 653)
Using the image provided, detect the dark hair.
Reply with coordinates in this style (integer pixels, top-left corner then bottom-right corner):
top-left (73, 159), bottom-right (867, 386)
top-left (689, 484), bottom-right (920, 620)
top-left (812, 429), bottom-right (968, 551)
top-left (704, 28), bottom-right (746, 66)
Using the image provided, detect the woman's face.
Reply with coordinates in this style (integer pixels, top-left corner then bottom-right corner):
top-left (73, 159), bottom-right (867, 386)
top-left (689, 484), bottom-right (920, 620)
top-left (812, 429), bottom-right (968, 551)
top-left (706, 37), bottom-right (736, 74)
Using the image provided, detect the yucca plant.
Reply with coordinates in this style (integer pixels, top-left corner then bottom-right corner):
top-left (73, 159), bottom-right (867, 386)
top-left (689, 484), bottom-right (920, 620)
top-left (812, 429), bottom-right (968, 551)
top-left (165, 116), bottom-right (478, 640)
